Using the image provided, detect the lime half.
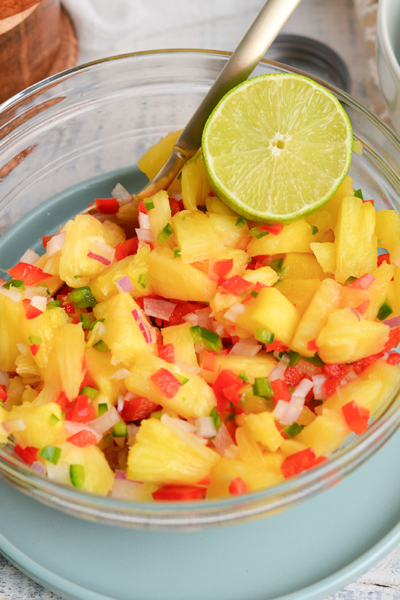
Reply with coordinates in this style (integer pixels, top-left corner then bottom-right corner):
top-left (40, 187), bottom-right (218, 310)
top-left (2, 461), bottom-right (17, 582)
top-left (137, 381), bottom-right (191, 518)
top-left (202, 73), bottom-right (353, 223)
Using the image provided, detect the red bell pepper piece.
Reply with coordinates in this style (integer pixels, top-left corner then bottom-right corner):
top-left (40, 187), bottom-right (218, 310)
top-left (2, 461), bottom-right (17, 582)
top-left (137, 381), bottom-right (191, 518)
top-left (0, 385), bottom-right (8, 403)
top-left (259, 223), bottom-right (283, 235)
top-left (67, 429), bottom-right (98, 447)
top-left (79, 370), bottom-right (97, 392)
top-left (95, 198), bottom-right (119, 214)
top-left (30, 344), bottom-right (40, 356)
top-left (152, 485), bottom-right (207, 501)
top-left (213, 259), bottom-right (233, 284)
top-left (387, 353), bottom-right (400, 365)
top-left (65, 395), bottom-right (96, 423)
top-left (270, 379), bottom-right (291, 404)
top-left (342, 400), bottom-right (370, 434)
top-left (22, 298), bottom-right (43, 320)
top-left (229, 477), bottom-right (248, 495)
top-left (55, 391), bottom-right (71, 411)
top-left (14, 444), bottom-right (38, 466)
top-left (120, 397), bottom-right (160, 422)
top-left (157, 344), bottom-right (175, 363)
top-left (281, 448), bottom-right (325, 479)
top-left (115, 237), bottom-right (139, 261)
top-left (167, 300), bottom-right (205, 326)
top-left (212, 369), bottom-right (244, 412)
top-left (284, 366), bottom-right (306, 387)
top-left (42, 235), bottom-right (54, 249)
top-left (322, 363), bottom-right (348, 378)
top-left (265, 339), bottom-right (288, 353)
top-left (138, 200), bottom-right (147, 214)
top-left (307, 339), bottom-right (319, 352)
top-left (297, 359), bottom-right (322, 377)
top-left (348, 273), bottom-right (375, 290)
top-left (150, 368), bottom-right (181, 399)
top-left (8, 263), bottom-right (50, 286)
top-left (377, 253), bottom-right (391, 266)
top-left (384, 328), bottom-right (400, 352)
top-left (355, 299), bottom-right (370, 315)
top-left (197, 476), bottom-right (211, 486)
top-left (202, 350), bottom-right (219, 372)
top-left (220, 275), bottom-right (254, 296)
top-left (352, 352), bottom-right (385, 375)
top-left (362, 199), bottom-right (374, 206)
top-left (169, 197), bottom-right (183, 216)
top-left (323, 376), bottom-right (343, 398)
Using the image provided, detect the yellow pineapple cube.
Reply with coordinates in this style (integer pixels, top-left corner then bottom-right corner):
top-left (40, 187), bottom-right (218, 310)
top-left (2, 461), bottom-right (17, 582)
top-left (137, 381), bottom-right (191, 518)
top-left (291, 278), bottom-right (342, 356)
top-left (53, 323), bottom-right (85, 400)
top-left (305, 210), bottom-right (335, 241)
top-left (208, 214), bottom-right (250, 248)
top-left (310, 242), bottom-right (336, 274)
top-left (280, 439), bottom-right (308, 456)
top-left (242, 266), bottom-right (278, 287)
top-left (172, 210), bottom-right (224, 263)
top-left (323, 175), bottom-right (354, 226)
top-left (181, 152), bottom-right (213, 211)
top-left (364, 261), bottom-right (395, 320)
top-left (216, 352), bottom-right (276, 380)
top-left (22, 307), bottom-right (68, 377)
top-left (318, 359), bottom-right (400, 417)
top-left (84, 346), bottom-right (126, 405)
top-left (334, 196), bottom-right (377, 283)
top-left (206, 195), bottom-right (237, 216)
top-left (6, 402), bottom-right (64, 448)
top-left (207, 457), bottom-right (283, 498)
top-left (126, 354), bottom-right (215, 419)
top-left (275, 278), bottom-right (321, 316)
top-left (282, 253), bottom-right (326, 280)
top-left (236, 287), bottom-right (299, 345)
top-left (90, 244), bottom-right (152, 302)
top-left (63, 443), bottom-right (114, 495)
top-left (149, 247), bottom-right (217, 301)
top-left (127, 418), bottom-right (220, 484)
top-left (244, 412), bottom-right (282, 452)
top-left (316, 308), bottom-right (389, 363)
top-left (147, 190), bottom-right (173, 243)
top-left (216, 248), bottom-right (249, 277)
top-left (137, 130), bottom-right (181, 180)
top-left (102, 220), bottom-right (126, 247)
top-left (296, 408), bottom-right (350, 457)
top-left (0, 293), bottom-right (24, 372)
top-left (247, 219), bottom-right (314, 256)
top-left (93, 294), bottom-right (154, 367)
top-left (375, 209), bottom-right (400, 264)
top-left (235, 426), bottom-right (267, 467)
top-left (161, 322), bottom-right (198, 367)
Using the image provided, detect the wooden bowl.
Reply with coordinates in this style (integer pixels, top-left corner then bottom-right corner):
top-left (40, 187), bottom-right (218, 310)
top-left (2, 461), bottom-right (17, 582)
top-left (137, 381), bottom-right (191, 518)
top-left (0, 0), bottom-right (78, 104)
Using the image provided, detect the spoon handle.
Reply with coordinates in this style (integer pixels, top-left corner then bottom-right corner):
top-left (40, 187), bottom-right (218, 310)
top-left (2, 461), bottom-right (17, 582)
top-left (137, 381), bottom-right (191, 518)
top-left (138, 0), bottom-right (302, 199)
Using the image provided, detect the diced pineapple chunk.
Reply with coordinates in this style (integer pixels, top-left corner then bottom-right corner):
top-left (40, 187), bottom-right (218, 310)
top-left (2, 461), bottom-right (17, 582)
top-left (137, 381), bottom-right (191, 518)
top-left (334, 196), bottom-right (377, 283)
top-left (375, 209), bottom-right (400, 263)
top-left (275, 279), bottom-right (321, 316)
top-left (6, 402), bottom-right (64, 448)
top-left (59, 215), bottom-right (117, 288)
top-left (53, 324), bottom-right (85, 400)
top-left (206, 195), bottom-right (237, 216)
top-left (317, 359), bottom-right (400, 417)
top-left (282, 253), bottom-right (326, 280)
top-left (149, 247), bottom-right (216, 301)
top-left (216, 248), bottom-right (249, 277)
top-left (102, 220), bottom-right (126, 247)
top-left (127, 418), bottom-right (220, 484)
top-left (84, 346), bottom-right (126, 405)
top-left (0, 292), bottom-right (24, 372)
top-left (147, 191), bottom-right (173, 243)
top-left (296, 408), bottom-right (350, 457)
top-left (63, 443), bottom-right (114, 495)
top-left (244, 412), bottom-right (282, 452)
top-left (181, 152), bottom-right (213, 211)
top-left (291, 278), bottom-right (342, 356)
top-left (310, 242), bottom-right (336, 274)
top-left (323, 175), bottom-right (354, 226)
top-left (90, 244), bottom-right (152, 302)
top-left (161, 322), bottom-right (198, 367)
top-left (93, 294), bottom-right (153, 367)
top-left (137, 130), bottom-right (181, 180)
top-left (316, 308), bottom-right (389, 363)
top-left (364, 261), bottom-right (395, 320)
top-left (235, 426), bottom-right (267, 467)
top-left (208, 214), bottom-right (249, 248)
top-left (0, 407), bottom-right (9, 444)
top-left (126, 354), bottom-right (216, 419)
top-left (242, 266), bottom-right (278, 287)
top-left (22, 307), bottom-right (68, 377)
top-left (207, 457), bottom-right (283, 498)
top-left (236, 287), bottom-right (299, 345)
top-left (305, 210), bottom-right (335, 241)
top-left (279, 439), bottom-right (308, 456)
top-left (247, 219), bottom-right (314, 256)
top-left (172, 210), bottom-right (224, 263)
top-left (216, 352), bottom-right (276, 380)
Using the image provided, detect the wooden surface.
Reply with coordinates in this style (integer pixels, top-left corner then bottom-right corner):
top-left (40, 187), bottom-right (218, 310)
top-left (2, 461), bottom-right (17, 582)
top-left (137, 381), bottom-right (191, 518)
top-left (0, 0), bottom-right (399, 598)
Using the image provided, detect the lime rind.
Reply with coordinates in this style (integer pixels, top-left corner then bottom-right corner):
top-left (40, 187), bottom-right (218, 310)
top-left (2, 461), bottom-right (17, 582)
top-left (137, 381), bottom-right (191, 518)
top-left (202, 73), bottom-right (353, 223)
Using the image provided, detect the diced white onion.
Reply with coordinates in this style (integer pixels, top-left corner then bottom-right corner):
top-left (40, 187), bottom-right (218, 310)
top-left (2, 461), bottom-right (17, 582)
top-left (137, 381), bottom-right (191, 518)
top-left (110, 478), bottom-right (144, 500)
top-left (46, 232), bottom-right (66, 258)
top-left (0, 288), bottom-right (22, 303)
top-left (224, 444), bottom-right (240, 459)
top-left (279, 403), bottom-right (304, 426)
top-left (22, 286), bottom-right (48, 300)
top-left (174, 361), bottom-right (201, 374)
top-left (127, 424), bottom-right (140, 437)
top-left (132, 308), bottom-right (157, 344)
top-left (3, 418), bottom-right (26, 433)
top-left (195, 307), bottom-right (212, 328)
top-left (117, 395), bottom-right (125, 412)
top-left (87, 240), bottom-right (115, 267)
top-left (32, 461), bottom-right (47, 476)
top-left (110, 369), bottom-right (131, 380)
top-left (30, 295), bottom-right (47, 312)
top-left (138, 212), bottom-right (151, 230)
top-left (143, 297), bottom-right (176, 321)
top-left (135, 228), bottom-right (154, 243)
top-left (96, 323), bottom-right (106, 337)
top-left (293, 378), bottom-right (314, 398)
top-left (20, 249), bottom-right (40, 264)
top-left (312, 374), bottom-right (327, 401)
top-left (90, 406), bottom-right (121, 435)
top-left (269, 354), bottom-right (290, 382)
top-left (17, 343), bottom-right (29, 355)
top-left (115, 275), bottom-right (134, 294)
top-left (273, 399), bottom-right (290, 421)
top-left (224, 302), bottom-right (246, 323)
top-left (213, 321), bottom-right (225, 337)
top-left (230, 337), bottom-right (262, 357)
top-left (196, 416), bottom-right (217, 438)
top-left (161, 414), bottom-right (208, 446)
top-left (182, 313), bottom-right (199, 326)
top-left (112, 183), bottom-right (131, 203)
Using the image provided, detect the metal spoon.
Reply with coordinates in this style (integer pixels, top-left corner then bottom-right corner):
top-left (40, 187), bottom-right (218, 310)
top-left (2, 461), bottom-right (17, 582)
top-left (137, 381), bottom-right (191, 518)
top-left (87, 0), bottom-right (302, 215)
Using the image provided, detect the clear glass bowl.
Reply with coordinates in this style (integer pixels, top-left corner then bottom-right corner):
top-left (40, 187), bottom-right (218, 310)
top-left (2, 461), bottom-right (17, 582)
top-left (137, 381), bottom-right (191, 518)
top-left (1, 50), bottom-right (400, 530)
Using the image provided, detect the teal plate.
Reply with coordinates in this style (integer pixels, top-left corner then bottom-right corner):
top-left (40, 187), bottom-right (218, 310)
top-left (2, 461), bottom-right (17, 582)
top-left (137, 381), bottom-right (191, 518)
top-left (1, 169), bottom-right (400, 600)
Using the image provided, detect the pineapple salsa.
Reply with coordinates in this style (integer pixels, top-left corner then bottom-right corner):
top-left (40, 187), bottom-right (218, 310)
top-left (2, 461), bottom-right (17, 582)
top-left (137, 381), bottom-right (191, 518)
top-left (1, 132), bottom-right (400, 502)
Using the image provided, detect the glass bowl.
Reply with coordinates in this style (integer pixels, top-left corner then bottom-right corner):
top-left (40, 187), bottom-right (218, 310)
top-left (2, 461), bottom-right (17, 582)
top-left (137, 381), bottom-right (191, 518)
top-left (1, 50), bottom-right (400, 531)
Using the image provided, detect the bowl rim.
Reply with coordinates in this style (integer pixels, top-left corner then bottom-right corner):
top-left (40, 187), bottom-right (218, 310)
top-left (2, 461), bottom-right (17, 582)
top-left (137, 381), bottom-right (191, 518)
top-left (377, 0), bottom-right (400, 81)
top-left (1, 48), bottom-right (400, 528)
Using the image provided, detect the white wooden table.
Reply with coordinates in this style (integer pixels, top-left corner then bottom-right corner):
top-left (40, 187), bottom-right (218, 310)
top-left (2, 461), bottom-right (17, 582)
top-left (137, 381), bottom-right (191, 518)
top-left (1, 0), bottom-right (400, 597)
